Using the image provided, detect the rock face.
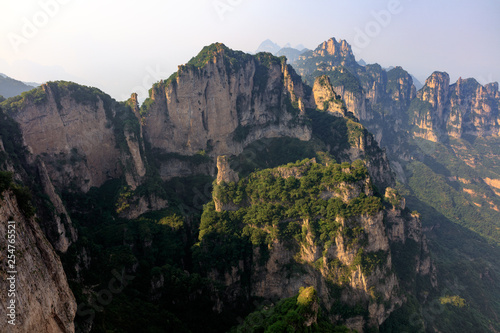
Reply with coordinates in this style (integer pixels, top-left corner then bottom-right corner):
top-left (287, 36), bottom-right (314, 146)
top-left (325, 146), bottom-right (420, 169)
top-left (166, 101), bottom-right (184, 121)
top-left (409, 72), bottom-right (500, 141)
top-left (447, 78), bottom-right (500, 138)
top-left (311, 75), bottom-right (346, 116)
top-left (141, 43), bottom-right (311, 161)
top-left (0, 191), bottom-right (76, 332)
top-left (35, 159), bottom-right (77, 253)
top-left (9, 83), bottom-right (122, 192)
top-left (296, 37), bottom-right (358, 72)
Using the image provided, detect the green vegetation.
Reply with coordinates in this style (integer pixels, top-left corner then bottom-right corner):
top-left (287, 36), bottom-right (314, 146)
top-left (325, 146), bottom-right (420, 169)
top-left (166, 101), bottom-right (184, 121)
top-left (231, 287), bottom-right (353, 333)
top-left (61, 176), bottom-right (235, 333)
top-left (402, 137), bottom-right (500, 245)
top-left (394, 137), bottom-right (500, 332)
top-left (197, 158), bottom-right (383, 278)
top-left (185, 42), bottom-right (254, 75)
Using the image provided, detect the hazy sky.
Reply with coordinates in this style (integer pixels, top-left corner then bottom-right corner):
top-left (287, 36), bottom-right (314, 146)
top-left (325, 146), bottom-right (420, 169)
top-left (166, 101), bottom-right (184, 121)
top-left (1, 0), bottom-right (499, 101)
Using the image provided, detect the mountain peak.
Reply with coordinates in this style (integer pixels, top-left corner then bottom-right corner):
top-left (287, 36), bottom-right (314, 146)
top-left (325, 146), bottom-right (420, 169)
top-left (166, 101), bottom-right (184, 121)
top-left (255, 39), bottom-right (281, 54)
top-left (186, 42), bottom-right (232, 67)
top-left (311, 37), bottom-right (357, 68)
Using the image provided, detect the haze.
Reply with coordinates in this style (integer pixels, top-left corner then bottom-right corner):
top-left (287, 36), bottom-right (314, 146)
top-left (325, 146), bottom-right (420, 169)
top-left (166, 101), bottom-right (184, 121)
top-left (1, 0), bottom-right (499, 101)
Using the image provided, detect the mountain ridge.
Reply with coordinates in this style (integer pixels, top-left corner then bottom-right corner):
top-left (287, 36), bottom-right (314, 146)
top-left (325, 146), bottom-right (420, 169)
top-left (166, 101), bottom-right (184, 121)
top-left (0, 39), bottom-right (498, 332)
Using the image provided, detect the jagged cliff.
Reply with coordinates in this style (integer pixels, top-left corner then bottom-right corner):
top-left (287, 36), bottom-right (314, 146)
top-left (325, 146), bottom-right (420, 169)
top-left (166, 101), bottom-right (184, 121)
top-left (2, 82), bottom-right (147, 192)
top-left (294, 36), bottom-right (500, 333)
top-left (410, 73), bottom-right (500, 141)
top-left (294, 37), bottom-right (500, 145)
top-left (0, 189), bottom-right (76, 332)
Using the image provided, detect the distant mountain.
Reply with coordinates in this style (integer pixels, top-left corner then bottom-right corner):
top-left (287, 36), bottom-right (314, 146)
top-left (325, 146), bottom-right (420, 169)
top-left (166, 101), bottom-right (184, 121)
top-left (255, 39), bottom-right (281, 54)
top-left (275, 47), bottom-right (308, 63)
top-left (295, 43), bottom-right (306, 51)
top-left (0, 74), bottom-right (38, 98)
top-left (411, 74), bottom-right (423, 90)
top-left (357, 58), bottom-right (367, 66)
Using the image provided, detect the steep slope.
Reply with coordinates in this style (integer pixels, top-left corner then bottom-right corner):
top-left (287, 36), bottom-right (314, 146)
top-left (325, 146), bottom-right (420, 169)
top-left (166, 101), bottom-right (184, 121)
top-left (0, 173), bottom-right (76, 333)
top-left (1, 82), bottom-right (147, 192)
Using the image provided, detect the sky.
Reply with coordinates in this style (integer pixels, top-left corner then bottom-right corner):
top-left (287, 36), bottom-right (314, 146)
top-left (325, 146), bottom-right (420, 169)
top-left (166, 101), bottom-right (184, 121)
top-left (1, 0), bottom-right (499, 101)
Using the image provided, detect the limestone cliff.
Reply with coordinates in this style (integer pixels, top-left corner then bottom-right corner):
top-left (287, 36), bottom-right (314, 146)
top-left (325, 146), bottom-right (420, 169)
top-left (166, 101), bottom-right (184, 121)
top-left (34, 159), bottom-right (77, 253)
top-left (0, 190), bottom-right (76, 332)
top-left (311, 75), bottom-right (346, 117)
top-left (2, 83), bottom-right (147, 192)
top-left (447, 78), bottom-right (500, 138)
top-left (141, 43), bottom-right (311, 167)
top-left (409, 72), bottom-right (500, 141)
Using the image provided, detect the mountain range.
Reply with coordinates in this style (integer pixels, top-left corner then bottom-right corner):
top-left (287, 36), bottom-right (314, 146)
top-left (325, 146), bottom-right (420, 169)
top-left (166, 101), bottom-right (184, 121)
top-left (0, 38), bottom-right (498, 333)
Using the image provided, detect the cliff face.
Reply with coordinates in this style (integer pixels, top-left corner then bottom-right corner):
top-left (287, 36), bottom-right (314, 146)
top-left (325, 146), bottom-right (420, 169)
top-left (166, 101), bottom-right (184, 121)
top-left (4, 82), bottom-right (146, 192)
top-left (410, 72), bottom-right (500, 141)
top-left (447, 78), bottom-right (500, 138)
top-left (141, 43), bottom-right (311, 162)
top-left (311, 75), bottom-right (346, 116)
top-left (0, 190), bottom-right (76, 332)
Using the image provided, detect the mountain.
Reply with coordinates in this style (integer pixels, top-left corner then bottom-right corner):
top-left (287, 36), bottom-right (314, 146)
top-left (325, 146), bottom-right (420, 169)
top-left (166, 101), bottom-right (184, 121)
top-left (0, 40), bottom-right (498, 332)
top-left (0, 74), bottom-right (38, 98)
top-left (255, 39), bottom-right (281, 54)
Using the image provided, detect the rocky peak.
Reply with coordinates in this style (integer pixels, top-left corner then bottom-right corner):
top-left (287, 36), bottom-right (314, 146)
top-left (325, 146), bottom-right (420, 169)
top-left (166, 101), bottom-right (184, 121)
top-left (385, 66), bottom-right (416, 111)
top-left (419, 71), bottom-right (450, 116)
top-left (485, 82), bottom-right (499, 96)
top-left (314, 37), bottom-right (356, 64)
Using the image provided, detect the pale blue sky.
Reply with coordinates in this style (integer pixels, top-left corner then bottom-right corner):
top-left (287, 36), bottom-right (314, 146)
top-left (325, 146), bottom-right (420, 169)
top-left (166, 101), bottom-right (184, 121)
top-left (1, 0), bottom-right (499, 100)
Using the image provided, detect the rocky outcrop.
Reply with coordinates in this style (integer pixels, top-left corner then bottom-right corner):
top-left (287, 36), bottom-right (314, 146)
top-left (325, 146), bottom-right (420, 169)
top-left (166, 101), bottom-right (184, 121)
top-left (141, 43), bottom-right (311, 162)
top-left (216, 155), bottom-right (239, 184)
top-left (296, 37), bottom-right (359, 73)
top-left (0, 191), bottom-right (76, 332)
top-left (447, 78), bottom-right (500, 138)
top-left (311, 75), bottom-right (346, 116)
